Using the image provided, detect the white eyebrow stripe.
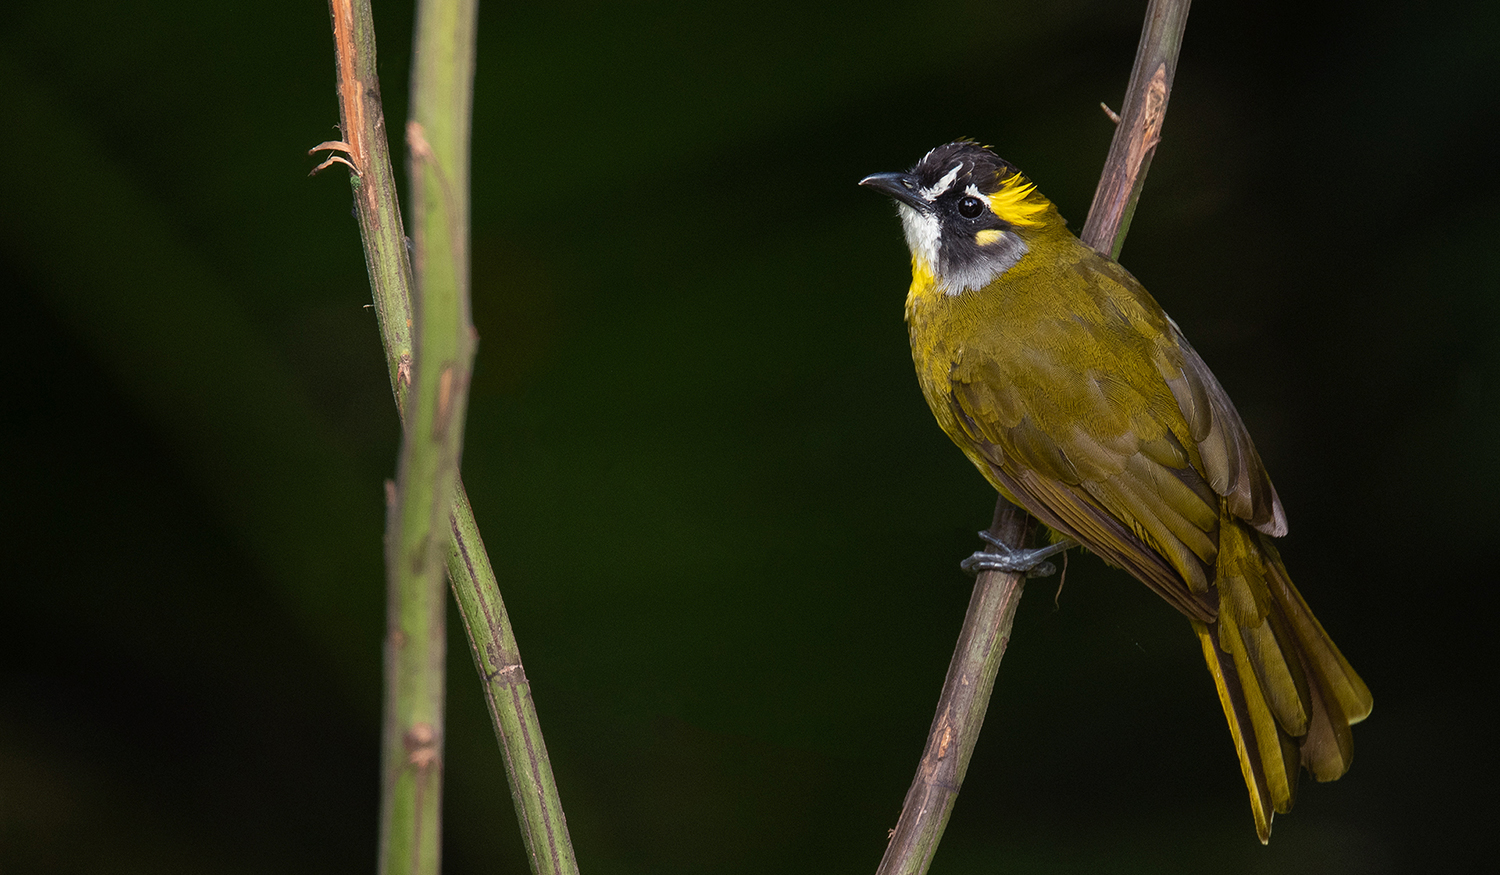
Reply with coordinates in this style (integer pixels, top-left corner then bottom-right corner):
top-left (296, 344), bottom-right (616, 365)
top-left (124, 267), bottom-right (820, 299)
top-left (921, 162), bottom-right (964, 200)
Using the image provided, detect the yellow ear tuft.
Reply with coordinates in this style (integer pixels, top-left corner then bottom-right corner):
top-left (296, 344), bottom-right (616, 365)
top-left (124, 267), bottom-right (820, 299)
top-left (974, 229), bottom-right (1005, 246)
top-left (986, 172), bottom-right (1051, 228)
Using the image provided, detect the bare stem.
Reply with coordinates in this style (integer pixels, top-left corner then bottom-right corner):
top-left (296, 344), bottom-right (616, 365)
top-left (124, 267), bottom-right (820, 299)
top-left (876, 502), bottom-right (1033, 875)
top-left (1082, 0), bottom-right (1194, 257)
top-left (375, 0), bottom-right (481, 871)
top-left (875, 2), bottom-right (1193, 872)
top-left (318, 2), bottom-right (578, 874)
top-left (448, 488), bottom-right (580, 875)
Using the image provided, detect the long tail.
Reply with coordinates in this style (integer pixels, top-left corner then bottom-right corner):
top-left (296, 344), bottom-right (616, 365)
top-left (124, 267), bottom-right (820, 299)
top-left (1192, 521), bottom-right (1373, 842)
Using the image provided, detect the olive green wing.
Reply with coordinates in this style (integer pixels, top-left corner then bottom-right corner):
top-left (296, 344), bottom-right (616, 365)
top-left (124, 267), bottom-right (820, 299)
top-left (1163, 325), bottom-right (1286, 537)
top-left (944, 332), bottom-right (1220, 623)
top-left (941, 256), bottom-right (1277, 615)
top-left (1083, 256), bottom-right (1286, 539)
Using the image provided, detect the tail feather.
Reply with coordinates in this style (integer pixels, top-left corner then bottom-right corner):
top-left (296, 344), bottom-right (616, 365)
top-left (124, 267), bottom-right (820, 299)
top-left (1195, 522), bottom-right (1372, 842)
top-left (1237, 607), bottom-right (1311, 735)
top-left (1260, 536), bottom-right (1372, 777)
top-left (1193, 619), bottom-right (1286, 842)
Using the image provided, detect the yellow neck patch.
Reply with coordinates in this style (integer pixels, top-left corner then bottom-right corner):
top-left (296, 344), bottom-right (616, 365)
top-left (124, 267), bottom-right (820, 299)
top-left (909, 256), bottom-right (937, 288)
top-left (985, 172), bottom-right (1052, 228)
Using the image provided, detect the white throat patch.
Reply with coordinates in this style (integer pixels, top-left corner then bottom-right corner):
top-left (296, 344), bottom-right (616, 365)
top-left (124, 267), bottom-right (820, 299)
top-left (896, 203), bottom-right (941, 275)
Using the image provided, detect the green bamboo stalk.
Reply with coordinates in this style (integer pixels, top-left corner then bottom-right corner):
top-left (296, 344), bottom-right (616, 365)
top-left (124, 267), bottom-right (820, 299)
top-left (314, 0), bottom-right (415, 403)
top-left (374, 0), bottom-right (480, 870)
top-left (317, 2), bottom-right (579, 873)
top-left (875, 2), bottom-right (1194, 872)
top-left (448, 488), bottom-right (580, 875)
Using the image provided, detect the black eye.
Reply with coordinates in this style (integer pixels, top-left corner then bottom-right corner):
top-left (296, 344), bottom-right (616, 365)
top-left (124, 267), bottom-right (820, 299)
top-left (957, 196), bottom-right (984, 219)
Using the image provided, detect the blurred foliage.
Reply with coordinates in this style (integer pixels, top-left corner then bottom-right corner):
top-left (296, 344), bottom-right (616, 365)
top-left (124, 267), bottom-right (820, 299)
top-left (2, 1), bottom-right (1497, 873)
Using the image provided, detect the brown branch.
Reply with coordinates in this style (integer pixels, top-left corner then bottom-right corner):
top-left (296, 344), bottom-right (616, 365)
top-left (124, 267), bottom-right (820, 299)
top-left (876, 2), bottom-right (1193, 872)
top-left (1082, 0), bottom-right (1193, 257)
top-left (876, 502), bottom-right (1033, 874)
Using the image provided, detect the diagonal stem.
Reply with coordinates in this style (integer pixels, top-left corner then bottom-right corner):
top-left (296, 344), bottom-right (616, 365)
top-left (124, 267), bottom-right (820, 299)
top-left (876, 502), bottom-right (1033, 874)
top-left (318, 2), bottom-right (579, 873)
top-left (1082, 0), bottom-right (1194, 256)
top-left (875, 2), bottom-right (1193, 872)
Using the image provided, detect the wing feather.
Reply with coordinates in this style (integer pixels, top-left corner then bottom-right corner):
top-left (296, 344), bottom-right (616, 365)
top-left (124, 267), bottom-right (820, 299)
top-left (943, 257), bottom-right (1231, 620)
top-left (1168, 330), bottom-right (1288, 536)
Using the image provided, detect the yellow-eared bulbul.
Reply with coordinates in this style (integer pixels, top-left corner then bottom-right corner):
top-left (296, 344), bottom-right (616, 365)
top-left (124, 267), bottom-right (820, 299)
top-left (861, 141), bottom-right (1372, 842)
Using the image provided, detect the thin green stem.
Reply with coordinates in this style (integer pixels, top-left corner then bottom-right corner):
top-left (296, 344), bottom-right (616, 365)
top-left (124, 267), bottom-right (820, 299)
top-left (318, 2), bottom-right (579, 873)
top-left (448, 488), bottom-right (580, 875)
top-left (375, 0), bottom-right (481, 871)
top-left (317, 0), bottom-right (415, 401)
top-left (876, 2), bottom-right (1193, 872)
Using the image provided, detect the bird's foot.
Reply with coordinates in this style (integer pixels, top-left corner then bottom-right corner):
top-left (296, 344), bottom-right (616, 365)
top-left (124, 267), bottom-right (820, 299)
top-left (960, 532), bottom-right (1077, 578)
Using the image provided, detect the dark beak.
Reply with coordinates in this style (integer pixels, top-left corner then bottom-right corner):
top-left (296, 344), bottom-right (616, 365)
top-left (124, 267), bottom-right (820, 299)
top-left (859, 172), bottom-right (929, 212)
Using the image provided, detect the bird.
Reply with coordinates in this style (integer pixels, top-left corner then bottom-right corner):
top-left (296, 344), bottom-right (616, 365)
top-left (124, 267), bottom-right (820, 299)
top-left (860, 140), bottom-right (1372, 842)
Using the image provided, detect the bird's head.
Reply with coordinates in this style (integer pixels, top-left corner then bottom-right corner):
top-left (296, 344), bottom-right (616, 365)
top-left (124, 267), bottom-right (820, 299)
top-left (860, 140), bottom-right (1061, 295)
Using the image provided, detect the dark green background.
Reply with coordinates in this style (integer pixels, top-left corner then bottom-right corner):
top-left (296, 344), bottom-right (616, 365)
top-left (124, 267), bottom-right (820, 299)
top-left (3, 1), bottom-right (1496, 872)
